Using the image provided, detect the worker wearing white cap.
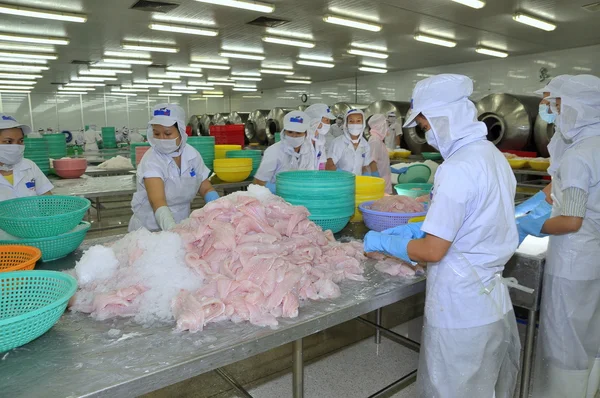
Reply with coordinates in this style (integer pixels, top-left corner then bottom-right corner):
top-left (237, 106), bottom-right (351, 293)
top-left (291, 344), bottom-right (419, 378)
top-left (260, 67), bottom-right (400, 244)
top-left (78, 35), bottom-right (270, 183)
top-left (364, 74), bottom-right (522, 397)
top-left (254, 110), bottom-right (314, 193)
top-left (329, 114), bottom-right (344, 144)
top-left (0, 114), bottom-right (53, 201)
top-left (327, 109), bottom-right (378, 176)
top-left (129, 104), bottom-right (218, 232)
top-left (385, 111), bottom-right (402, 149)
top-left (305, 103), bottom-right (336, 170)
top-left (517, 75), bottom-right (600, 398)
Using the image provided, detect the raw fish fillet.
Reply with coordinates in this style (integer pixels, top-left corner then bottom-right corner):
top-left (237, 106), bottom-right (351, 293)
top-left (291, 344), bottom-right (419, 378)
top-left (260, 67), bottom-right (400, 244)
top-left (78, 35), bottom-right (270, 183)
top-left (370, 196), bottom-right (425, 213)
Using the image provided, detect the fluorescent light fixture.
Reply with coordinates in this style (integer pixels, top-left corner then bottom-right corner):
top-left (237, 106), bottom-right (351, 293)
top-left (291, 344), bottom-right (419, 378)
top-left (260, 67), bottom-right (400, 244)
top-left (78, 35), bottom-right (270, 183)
top-left (72, 76), bottom-right (118, 82)
top-left (242, 95), bottom-right (262, 98)
top-left (92, 63), bottom-right (132, 69)
top-left (359, 66), bottom-right (388, 73)
top-left (0, 72), bottom-right (41, 79)
top-left (159, 90), bottom-right (198, 94)
top-left (112, 88), bottom-right (149, 92)
top-left (192, 0), bottom-right (274, 13)
top-left (0, 80), bottom-right (37, 85)
top-left (0, 51), bottom-right (57, 60)
top-left (189, 63), bottom-right (230, 70)
top-left (188, 81), bottom-right (214, 85)
top-left (0, 63), bottom-right (48, 72)
top-left (190, 56), bottom-right (229, 64)
top-left (475, 47), bottom-right (508, 58)
top-left (231, 71), bottom-right (260, 76)
top-left (261, 63), bottom-right (293, 70)
top-left (67, 83), bottom-right (105, 87)
top-left (149, 23), bottom-right (218, 36)
top-left (231, 77), bottom-right (262, 81)
top-left (0, 89), bottom-right (31, 93)
top-left (172, 85), bottom-right (200, 90)
top-left (135, 79), bottom-right (180, 84)
top-left (262, 36), bottom-right (315, 48)
top-left (59, 87), bottom-right (95, 91)
top-left (203, 94), bottom-right (224, 98)
top-left (232, 87), bottom-right (257, 91)
top-left (158, 93), bottom-right (181, 97)
top-left (80, 70), bottom-right (117, 76)
top-left (0, 4), bottom-right (87, 23)
top-left (202, 90), bottom-right (224, 95)
top-left (104, 51), bottom-right (151, 59)
top-left (260, 69), bottom-right (294, 75)
top-left (122, 42), bottom-right (179, 53)
top-left (513, 13), bottom-right (556, 31)
top-left (265, 28), bottom-right (312, 40)
top-left (92, 68), bottom-right (132, 74)
top-left (110, 92), bottom-right (137, 96)
top-left (233, 83), bottom-right (256, 88)
top-left (152, 14), bottom-right (216, 26)
top-left (452, 0), bottom-right (485, 9)
top-left (209, 82), bottom-right (235, 86)
top-left (349, 42), bottom-right (387, 52)
top-left (285, 79), bottom-right (312, 84)
top-left (361, 60), bottom-right (387, 68)
top-left (208, 77), bottom-right (234, 82)
top-left (414, 34), bottom-right (457, 48)
top-left (167, 66), bottom-right (202, 73)
top-left (0, 57), bottom-right (47, 65)
top-left (347, 48), bottom-right (388, 59)
top-left (148, 72), bottom-right (180, 79)
top-left (184, 85), bottom-right (213, 90)
top-left (102, 58), bottom-right (153, 65)
top-left (323, 15), bottom-right (381, 32)
top-left (574, 66), bottom-right (592, 72)
top-left (122, 84), bottom-right (163, 88)
top-left (0, 85), bottom-right (34, 90)
top-left (173, 72), bottom-right (204, 78)
top-left (0, 33), bottom-right (69, 45)
top-left (296, 60), bottom-right (335, 68)
top-left (219, 51), bottom-right (265, 60)
top-left (298, 54), bottom-right (334, 62)
top-left (508, 72), bottom-right (527, 79)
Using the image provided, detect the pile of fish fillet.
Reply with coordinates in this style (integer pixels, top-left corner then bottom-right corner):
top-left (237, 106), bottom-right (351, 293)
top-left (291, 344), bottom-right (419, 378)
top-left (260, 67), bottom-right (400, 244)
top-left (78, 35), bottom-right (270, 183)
top-left (369, 196), bottom-right (426, 213)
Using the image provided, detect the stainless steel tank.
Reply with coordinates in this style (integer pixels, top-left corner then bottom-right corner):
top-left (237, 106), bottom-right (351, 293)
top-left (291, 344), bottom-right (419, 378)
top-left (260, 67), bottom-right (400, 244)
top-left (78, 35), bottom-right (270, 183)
top-left (475, 94), bottom-right (538, 151)
top-left (330, 102), bottom-right (353, 117)
top-left (533, 115), bottom-right (554, 157)
top-left (198, 114), bottom-right (213, 136)
top-left (245, 109), bottom-right (270, 145)
top-left (228, 111), bottom-right (249, 125)
top-left (211, 113), bottom-right (227, 126)
top-left (296, 105), bottom-right (309, 111)
top-left (266, 107), bottom-right (292, 143)
top-left (188, 115), bottom-right (201, 136)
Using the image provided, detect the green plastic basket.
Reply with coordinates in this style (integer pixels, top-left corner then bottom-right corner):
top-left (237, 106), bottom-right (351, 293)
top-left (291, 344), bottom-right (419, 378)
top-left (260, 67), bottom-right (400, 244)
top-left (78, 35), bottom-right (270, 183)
top-left (275, 132), bottom-right (281, 143)
top-left (0, 222), bottom-right (90, 262)
top-left (226, 150), bottom-right (262, 176)
top-left (394, 183), bottom-right (433, 198)
top-left (0, 270), bottom-right (77, 352)
top-left (396, 164), bottom-right (432, 184)
top-left (0, 196), bottom-right (90, 238)
top-left (422, 152), bottom-right (442, 161)
top-left (310, 216), bottom-right (351, 234)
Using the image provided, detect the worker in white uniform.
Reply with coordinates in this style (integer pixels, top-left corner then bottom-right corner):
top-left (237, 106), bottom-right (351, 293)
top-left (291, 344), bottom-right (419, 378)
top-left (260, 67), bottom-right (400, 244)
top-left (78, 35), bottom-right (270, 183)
top-left (517, 75), bottom-right (600, 398)
top-left (385, 111), bottom-right (402, 149)
top-left (129, 104), bottom-right (218, 232)
top-left (253, 110), bottom-right (314, 193)
top-left (0, 114), bottom-right (53, 201)
top-left (367, 114), bottom-right (393, 194)
top-left (364, 74), bottom-right (522, 397)
top-left (305, 104), bottom-right (335, 170)
top-left (327, 109), bottom-right (378, 176)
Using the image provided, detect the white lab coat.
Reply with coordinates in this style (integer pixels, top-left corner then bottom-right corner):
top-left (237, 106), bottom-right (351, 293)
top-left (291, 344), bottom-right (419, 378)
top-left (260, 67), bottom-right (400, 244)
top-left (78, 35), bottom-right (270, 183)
top-left (0, 159), bottom-right (53, 201)
top-left (128, 145), bottom-right (210, 232)
top-left (253, 141), bottom-right (315, 184)
top-left (385, 121), bottom-right (402, 149)
top-left (328, 135), bottom-right (372, 175)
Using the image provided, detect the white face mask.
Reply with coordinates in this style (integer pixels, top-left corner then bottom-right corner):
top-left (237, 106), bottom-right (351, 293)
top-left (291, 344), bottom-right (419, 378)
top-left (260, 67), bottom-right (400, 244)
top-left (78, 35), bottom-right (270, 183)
top-left (149, 135), bottom-right (179, 156)
top-left (347, 124), bottom-right (363, 137)
top-left (285, 134), bottom-right (306, 149)
top-left (317, 123), bottom-right (331, 136)
top-left (425, 129), bottom-right (440, 151)
top-left (0, 144), bottom-right (25, 168)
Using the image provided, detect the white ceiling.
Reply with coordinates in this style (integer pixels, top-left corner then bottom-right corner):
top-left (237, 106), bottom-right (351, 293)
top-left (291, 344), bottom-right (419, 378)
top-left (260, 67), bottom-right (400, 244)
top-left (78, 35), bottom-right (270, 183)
top-left (2, 0), bottom-right (599, 93)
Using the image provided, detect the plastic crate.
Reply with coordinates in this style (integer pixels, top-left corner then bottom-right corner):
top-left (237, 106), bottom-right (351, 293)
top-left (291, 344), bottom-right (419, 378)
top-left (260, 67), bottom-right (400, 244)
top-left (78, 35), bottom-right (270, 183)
top-left (359, 201), bottom-right (427, 232)
top-left (210, 124), bottom-right (245, 146)
top-left (504, 150), bottom-right (537, 158)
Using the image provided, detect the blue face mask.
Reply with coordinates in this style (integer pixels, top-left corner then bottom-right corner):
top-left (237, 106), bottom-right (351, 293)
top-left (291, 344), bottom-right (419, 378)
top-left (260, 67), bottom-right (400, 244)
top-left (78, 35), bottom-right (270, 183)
top-left (539, 104), bottom-right (556, 124)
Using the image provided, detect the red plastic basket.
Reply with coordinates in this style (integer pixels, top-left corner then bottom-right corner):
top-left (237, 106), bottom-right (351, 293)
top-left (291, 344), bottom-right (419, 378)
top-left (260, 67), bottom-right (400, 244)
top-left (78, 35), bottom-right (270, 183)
top-left (504, 150), bottom-right (537, 158)
top-left (210, 124), bottom-right (245, 146)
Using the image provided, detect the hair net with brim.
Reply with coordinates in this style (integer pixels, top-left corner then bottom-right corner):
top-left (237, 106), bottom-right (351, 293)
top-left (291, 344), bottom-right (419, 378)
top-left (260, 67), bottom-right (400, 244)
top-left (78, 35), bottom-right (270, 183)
top-left (0, 114), bottom-right (31, 135)
top-left (147, 103), bottom-right (187, 149)
top-left (368, 114), bottom-right (388, 141)
top-left (403, 74), bottom-right (473, 128)
top-left (344, 109), bottom-right (366, 136)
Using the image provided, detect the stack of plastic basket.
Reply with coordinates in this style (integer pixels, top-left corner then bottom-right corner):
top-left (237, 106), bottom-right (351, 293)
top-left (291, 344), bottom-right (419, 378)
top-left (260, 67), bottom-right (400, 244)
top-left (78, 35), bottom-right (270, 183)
top-left (135, 146), bottom-right (152, 168)
top-left (275, 132), bottom-right (281, 143)
top-left (187, 136), bottom-right (215, 171)
top-left (351, 176), bottom-right (385, 222)
top-left (43, 133), bottom-right (66, 160)
top-left (130, 142), bottom-right (150, 168)
top-left (225, 150), bottom-right (262, 177)
top-left (23, 137), bottom-right (50, 175)
top-left (101, 127), bottom-right (117, 149)
top-left (276, 171), bottom-right (355, 233)
top-left (210, 124), bottom-right (245, 146)
top-left (215, 144), bottom-right (241, 160)
top-left (0, 196), bottom-right (91, 262)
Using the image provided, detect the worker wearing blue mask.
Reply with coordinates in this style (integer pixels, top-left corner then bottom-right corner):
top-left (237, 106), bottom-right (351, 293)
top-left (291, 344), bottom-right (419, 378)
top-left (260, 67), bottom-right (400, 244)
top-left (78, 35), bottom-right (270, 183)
top-left (520, 75), bottom-right (600, 398)
top-left (364, 74), bottom-right (522, 397)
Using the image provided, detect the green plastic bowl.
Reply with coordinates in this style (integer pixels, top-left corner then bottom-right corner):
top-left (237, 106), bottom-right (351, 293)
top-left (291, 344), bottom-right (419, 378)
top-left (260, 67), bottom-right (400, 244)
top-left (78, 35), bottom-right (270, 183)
top-left (0, 196), bottom-right (90, 238)
top-left (394, 183), bottom-right (433, 198)
top-left (421, 152), bottom-right (442, 161)
top-left (396, 164), bottom-right (432, 184)
top-left (0, 270), bottom-right (78, 352)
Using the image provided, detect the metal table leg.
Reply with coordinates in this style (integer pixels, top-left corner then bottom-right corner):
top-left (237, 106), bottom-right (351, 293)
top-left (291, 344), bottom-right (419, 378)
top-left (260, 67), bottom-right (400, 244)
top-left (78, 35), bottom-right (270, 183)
top-left (519, 309), bottom-right (537, 398)
top-left (293, 338), bottom-right (303, 398)
top-left (95, 197), bottom-right (102, 222)
top-left (374, 308), bottom-right (382, 345)
top-left (215, 368), bottom-right (253, 398)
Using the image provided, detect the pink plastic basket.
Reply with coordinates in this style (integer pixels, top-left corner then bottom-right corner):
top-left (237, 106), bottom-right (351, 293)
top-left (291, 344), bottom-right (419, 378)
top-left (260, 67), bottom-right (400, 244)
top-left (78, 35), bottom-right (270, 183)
top-left (358, 200), bottom-right (427, 232)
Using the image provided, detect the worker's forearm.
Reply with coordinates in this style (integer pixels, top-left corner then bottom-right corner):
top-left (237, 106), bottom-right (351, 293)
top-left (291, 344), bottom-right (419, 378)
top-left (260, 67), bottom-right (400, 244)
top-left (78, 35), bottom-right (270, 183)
top-left (253, 178), bottom-right (266, 186)
top-left (541, 215), bottom-right (583, 235)
top-left (198, 179), bottom-right (215, 196)
top-left (370, 162), bottom-right (378, 173)
top-left (407, 238), bottom-right (443, 263)
top-left (325, 159), bottom-right (336, 171)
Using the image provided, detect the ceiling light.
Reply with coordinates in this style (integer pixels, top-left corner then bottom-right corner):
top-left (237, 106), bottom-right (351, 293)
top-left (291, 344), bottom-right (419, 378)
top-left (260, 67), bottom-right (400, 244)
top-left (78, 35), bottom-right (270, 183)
top-left (152, 14), bottom-right (215, 26)
top-left (159, 90), bottom-right (198, 94)
top-left (135, 79), bottom-right (180, 84)
top-left (190, 56), bottom-right (229, 64)
top-left (265, 28), bottom-right (313, 40)
top-left (0, 51), bottom-right (57, 60)
top-left (149, 23), bottom-right (218, 36)
top-left (185, 86), bottom-right (213, 90)
top-left (0, 63), bottom-right (48, 72)
top-left (80, 70), bottom-right (117, 76)
top-left (0, 72), bottom-right (41, 79)
top-left (67, 83), bottom-right (105, 87)
top-left (296, 60), bottom-right (335, 68)
top-left (475, 47), bottom-right (508, 58)
top-left (192, 0), bottom-right (274, 13)
top-left (209, 82), bottom-right (235, 86)
top-left (232, 87), bottom-right (257, 91)
top-left (112, 88), bottom-right (149, 92)
top-left (414, 34), bottom-right (457, 48)
top-left (513, 13), bottom-right (556, 31)
top-left (231, 71), bottom-right (260, 76)
top-left (203, 95), bottom-right (225, 98)
top-left (452, 0), bottom-right (485, 9)
top-left (189, 63), bottom-right (230, 70)
top-left (148, 72), bottom-right (181, 79)
top-left (261, 63), bottom-right (293, 70)
top-left (208, 77), bottom-right (234, 82)
top-left (0, 57), bottom-right (47, 65)
top-left (59, 87), bottom-right (95, 91)
top-left (122, 42), bottom-right (179, 53)
top-left (233, 83), bottom-right (256, 88)
top-left (92, 68), bottom-right (132, 74)
top-left (260, 69), bottom-right (294, 75)
top-left (361, 60), bottom-right (387, 68)
top-left (0, 4), bottom-right (87, 23)
top-left (104, 51), bottom-right (151, 59)
top-left (102, 58), bottom-right (153, 65)
top-left (349, 42), bottom-right (387, 52)
top-left (262, 36), bottom-right (315, 48)
top-left (219, 51), bottom-right (265, 60)
top-left (231, 77), bottom-right (262, 81)
top-left (574, 66), bottom-right (592, 72)
top-left (158, 93), bottom-right (181, 97)
top-left (0, 80), bottom-right (37, 85)
top-left (359, 66), bottom-right (388, 73)
top-left (92, 63), bottom-right (132, 69)
top-left (188, 81), bottom-right (214, 85)
top-left (348, 48), bottom-right (388, 59)
top-left (0, 89), bottom-right (31, 93)
top-left (298, 54), bottom-right (334, 62)
top-left (323, 15), bottom-right (381, 32)
top-left (110, 92), bottom-right (137, 96)
top-left (122, 84), bottom-right (163, 88)
top-left (242, 95), bottom-right (262, 98)
top-left (285, 79), bottom-right (312, 84)
top-left (168, 66), bottom-right (202, 73)
top-left (72, 76), bottom-right (118, 82)
top-left (0, 32), bottom-right (69, 45)
top-left (0, 85), bottom-right (34, 90)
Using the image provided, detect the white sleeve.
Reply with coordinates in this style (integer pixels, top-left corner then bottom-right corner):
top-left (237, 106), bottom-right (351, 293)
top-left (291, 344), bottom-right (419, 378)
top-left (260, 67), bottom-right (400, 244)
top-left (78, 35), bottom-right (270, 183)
top-left (32, 163), bottom-right (53, 195)
top-left (559, 151), bottom-right (593, 193)
top-left (137, 151), bottom-right (166, 181)
top-left (195, 154), bottom-right (211, 181)
top-left (395, 123), bottom-right (403, 136)
top-left (254, 147), bottom-right (279, 183)
top-left (329, 138), bottom-right (343, 163)
top-left (363, 144), bottom-right (373, 167)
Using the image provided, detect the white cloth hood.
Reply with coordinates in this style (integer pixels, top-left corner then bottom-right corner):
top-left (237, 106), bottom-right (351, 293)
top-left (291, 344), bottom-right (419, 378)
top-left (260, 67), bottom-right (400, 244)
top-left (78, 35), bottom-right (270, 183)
top-left (147, 103), bottom-right (187, 150)
top-left (343, 109), bottom-right (366, 139)
top-left (368, 113), bottom-right (388, 141)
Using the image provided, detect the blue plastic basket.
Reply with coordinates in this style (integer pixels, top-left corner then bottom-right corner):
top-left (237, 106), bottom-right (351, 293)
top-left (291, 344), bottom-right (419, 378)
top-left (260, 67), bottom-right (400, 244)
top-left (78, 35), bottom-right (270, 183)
top-left (359, 200), bottom-right (427, 232)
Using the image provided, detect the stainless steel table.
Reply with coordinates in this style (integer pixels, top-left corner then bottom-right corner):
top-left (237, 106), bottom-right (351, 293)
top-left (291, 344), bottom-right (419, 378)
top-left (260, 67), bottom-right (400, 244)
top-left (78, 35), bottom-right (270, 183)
top-left (85, 165), bottom-right (135, 177)
top-left (52, 175), bottom-right (137, 198)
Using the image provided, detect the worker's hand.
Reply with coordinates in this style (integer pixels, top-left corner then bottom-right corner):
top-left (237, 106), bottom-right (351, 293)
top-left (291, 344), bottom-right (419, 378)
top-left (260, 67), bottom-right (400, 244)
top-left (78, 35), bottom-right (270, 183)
top-left (381, 222), bottom-right (425, 239)
top-left (515, 191), bottom-right (546, 218)
top-left (203, 191), bottom-right (219, 203)
top-left (391, 166), bottom-right (408, 175)
top-left (515, 200), bottom-right (552, 245)
top-left (363, 231), bottom-right (413, 263)
top-left (371, 170), bottom-right (380, 177)
top-left (265, 182), bottom-right (276, 194)
top-left (154, 206), bottom-right (177, 231)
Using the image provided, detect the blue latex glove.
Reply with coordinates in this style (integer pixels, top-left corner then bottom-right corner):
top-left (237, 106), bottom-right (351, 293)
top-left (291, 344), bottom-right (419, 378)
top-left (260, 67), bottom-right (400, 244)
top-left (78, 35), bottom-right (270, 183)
top-left (364, 231), bottom-right (413, 263)
top-left (515, 191), bottom-right (547, 218)
top-left (516, 200), bottom-right (552, 245)
top-left (381, 222), bottom-right (426, 239)
top-left (265, 182), bottom-right (276, 194)
top-left (203, 190), bottom-right (219, 203)
top-left (372, 170), bottom-right (380, 177)
top-left (391, 166), bottom-right (408, 174)
top-left (363, 171), bottom-right (372, 176)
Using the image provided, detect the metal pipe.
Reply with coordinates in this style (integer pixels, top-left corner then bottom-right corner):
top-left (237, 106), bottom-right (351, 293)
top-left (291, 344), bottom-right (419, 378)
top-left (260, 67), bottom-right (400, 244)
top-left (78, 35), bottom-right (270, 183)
top-left (292, 338), bottom-right (303, 398)
top-left (519, 309), bottom-right (537, 398)
top-left (357, 317), bottom-right (420, 352)
top-left (215, 368), bottom-right (253, 398)
top-left (367, 369), bottom-right (418, 398)
top-left (27, 93), bottom-right (34, 132)
top-left (374, 308), bottom-right (382, 345)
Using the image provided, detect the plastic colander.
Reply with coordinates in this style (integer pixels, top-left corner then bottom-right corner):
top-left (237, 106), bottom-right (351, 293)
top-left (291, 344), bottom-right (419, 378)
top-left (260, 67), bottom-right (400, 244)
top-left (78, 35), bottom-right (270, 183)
top-left (394, 183), bottom-right (433, 198)
top-left (359, 201), bottom-right (428, 232)
top-left (0, 270), bottom-right (78, 351)
top-left (0, 246), bottom-right (41, 273)
top-left (396, 164), bottom-right (432, 184)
